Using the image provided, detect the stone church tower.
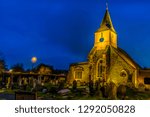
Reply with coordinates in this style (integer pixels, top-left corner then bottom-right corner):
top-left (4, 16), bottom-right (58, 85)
top-left (68, 6), bottom-right (150, 89)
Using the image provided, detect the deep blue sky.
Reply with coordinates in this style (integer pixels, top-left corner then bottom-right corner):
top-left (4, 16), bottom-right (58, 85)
top-left (0, 0), bottom-right (150, 70)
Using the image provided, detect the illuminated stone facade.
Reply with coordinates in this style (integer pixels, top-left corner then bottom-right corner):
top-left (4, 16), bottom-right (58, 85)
top-left (68, 8), bottom-right (150, 88)
top-left (35, 64), bottom-right (53, 75)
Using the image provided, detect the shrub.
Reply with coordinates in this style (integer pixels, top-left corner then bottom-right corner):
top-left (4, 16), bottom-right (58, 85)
top-left (58, 81), bottom-right (65, 90)
top-left (49, 86), bottom-right (58, 95)
top-left (126, 82), bottom-right (134, 89)
top-left (138, 83), bottom-right (145, 92)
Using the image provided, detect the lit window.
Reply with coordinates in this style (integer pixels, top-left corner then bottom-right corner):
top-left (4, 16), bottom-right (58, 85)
top-left (75, 71), bottom-right (82, 79)
top-left (74, 67), bottom-right (83, 79)
top-left (98, 60), bottom-right (103, 77)
top-left (144, 78), bottom-right (150, 85)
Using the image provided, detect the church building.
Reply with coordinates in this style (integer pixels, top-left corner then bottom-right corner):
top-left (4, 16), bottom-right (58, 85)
top-left (67, 6), bottom-right (150, 89)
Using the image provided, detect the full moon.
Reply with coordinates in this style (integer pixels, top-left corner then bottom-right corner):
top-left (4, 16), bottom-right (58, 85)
top-left (31, 57), bottom-right (37, 63)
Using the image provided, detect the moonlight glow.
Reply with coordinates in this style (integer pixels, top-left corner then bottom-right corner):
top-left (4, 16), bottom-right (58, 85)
top-left (31, 57), bottom-right (37, 63)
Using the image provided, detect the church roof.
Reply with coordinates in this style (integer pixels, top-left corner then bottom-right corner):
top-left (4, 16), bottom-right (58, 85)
top-left (112, 46), bottom-right (141, 69)
top-left (139, 70), bottom-right (150, 76)
top-left (70, 62), bottom-right (89, 66)
top-left (96, 9), bottom-right (116, 33)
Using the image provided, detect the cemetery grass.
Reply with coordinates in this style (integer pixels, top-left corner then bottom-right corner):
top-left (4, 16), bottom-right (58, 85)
top-left (37, 87), bottom-right (150, 100)
top-left (125, 87), bottom-right (150, 100)
top-left (1, 87), bottom-right (150, 100)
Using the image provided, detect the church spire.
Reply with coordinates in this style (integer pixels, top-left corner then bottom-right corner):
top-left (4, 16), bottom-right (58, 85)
top-left (97, 4), bottom-right (116, 33)
top-left (106, 2), bottom-right (108, 10)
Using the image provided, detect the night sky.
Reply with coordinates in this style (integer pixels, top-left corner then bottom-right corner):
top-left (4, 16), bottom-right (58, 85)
top-left (0, 0), bottom-right (150, 70)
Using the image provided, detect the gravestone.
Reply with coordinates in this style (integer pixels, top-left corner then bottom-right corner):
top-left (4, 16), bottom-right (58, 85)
top-left (38, 76), bottom-right (42, 85)
top-left (72, 80), bottom-right (77, 90)
top-left (33, 79), bottom-right (37, 89)
top-left (6, 77), bottom-right (11, 89)
top-left (18, 77), bottom-right (22, 87)
top-left (89, 80), bottom-right (94, 96)
top-left (108, 82), bottom-right (117, 100)
top-left (117, 85), bottom-right (126, 99)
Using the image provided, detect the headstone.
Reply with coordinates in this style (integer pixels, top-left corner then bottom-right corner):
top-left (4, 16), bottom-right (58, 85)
top-left (24, 78), bottom-right (28, 85)
top-left (117, 85), bottom-right (126, 99)
top-left (18, 77), bottom-right (22, 87)
top-left (28, 77), bottom-right (32, 84)
top-left (108, 82), bottom-right (117, 100)
top-left (42, 89), bottom-right (48, 94)
top-left (10, 75), bottom-right (14, 88)
top-left (72, 80), bottom-right (77, 90)
top-left (6, 77), bottom-right (11, 89)
top-left (104, 83), bottom-right (111, 98)
top-left (95, 79), bottom-right (102, 96)
top-left (33, 79), bottom-right (37, 89)
top-left (89, 80), bottom-right (94, 96)
top-left (38, 76), bottom-right (42, 85)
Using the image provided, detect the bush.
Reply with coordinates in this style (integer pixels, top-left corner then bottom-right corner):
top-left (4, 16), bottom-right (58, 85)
top-left (58, 81), bottom-right (65, 90)
top-left (49, 86), bottom-right (58, 95)
top-left (35, 84), bottom-right (43, 92)
top-left (126, 82), bottom-right (134, 89)
top-left (138, 83), bottom-right (145, 92)
top-left (44, 83), bottom-right (53, 91)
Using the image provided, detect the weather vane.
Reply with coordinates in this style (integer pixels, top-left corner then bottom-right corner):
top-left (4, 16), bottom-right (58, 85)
top-left (106, 0), bottom-right (108, 10)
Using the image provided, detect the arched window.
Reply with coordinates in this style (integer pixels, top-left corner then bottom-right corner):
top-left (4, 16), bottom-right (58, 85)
top-left (75, 71), bottom-right (82, 79)
top-left (98, 60), bottom-right (103, 77)
top-left (74, 67), bottom-right (83, 79)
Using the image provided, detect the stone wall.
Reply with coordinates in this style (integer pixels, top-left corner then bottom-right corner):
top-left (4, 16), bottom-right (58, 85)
top-left (138, 70), bottom-right (150, 89)
top-left (107, 48), bottom-right (135, 86)
top-left (67, 62), bottom-right (90, 85)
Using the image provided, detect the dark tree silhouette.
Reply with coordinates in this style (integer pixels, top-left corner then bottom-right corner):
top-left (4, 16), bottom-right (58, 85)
top-left (11, 63), bottom-right (24, 72)
top-left (0, 51), bottom-right (7, 72)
